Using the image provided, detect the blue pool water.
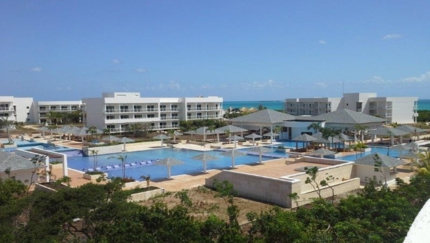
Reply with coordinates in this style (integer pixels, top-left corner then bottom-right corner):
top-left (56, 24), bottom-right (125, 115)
top-left (68, 148), bottom-right (274, 181)
top-left (339, 146), bottom-right (401, 161)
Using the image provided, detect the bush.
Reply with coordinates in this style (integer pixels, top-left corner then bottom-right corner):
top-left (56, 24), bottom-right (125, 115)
top-left (85, 171), bottom-right (104, 175)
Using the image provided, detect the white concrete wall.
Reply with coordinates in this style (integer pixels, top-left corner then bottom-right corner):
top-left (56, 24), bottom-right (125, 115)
top-left (354, 164), bottom-right (397, 184)
top-left (0, 169), bottom-right (37, 184)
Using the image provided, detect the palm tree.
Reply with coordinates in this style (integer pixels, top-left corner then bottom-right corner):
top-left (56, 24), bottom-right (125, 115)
top-left (47, 124), bottom-right (58, 138)
top-left (417, 151), bottom-right (430, 175)
top-left (353, 124), bottom-right (368, 142)
top-left (307, 122), bottom-right (321, 134)
top-left (108, 154), bottom-right (127, 179)
top-left (321, 127), bottom-right (341, 150)
top-left (351, 142), bottom-right (367, 158)
top-left (0, 117), bottom-right (14, 144)
top-left (90, 150), bottom-right (99, 170)
top-left (140, 175), bottom-right (151, 187)
top-left (87, 126), bottom-right (98, 142)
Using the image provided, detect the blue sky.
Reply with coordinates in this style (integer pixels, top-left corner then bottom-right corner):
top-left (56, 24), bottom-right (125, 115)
top-left (1, 1), bottom-right (430, 101)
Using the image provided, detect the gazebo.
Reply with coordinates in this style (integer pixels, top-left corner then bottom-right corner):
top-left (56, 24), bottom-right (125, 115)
top-left (229, 109), bottom-right (295, 142)
top-left (354, 153), bottom-right (404, 184)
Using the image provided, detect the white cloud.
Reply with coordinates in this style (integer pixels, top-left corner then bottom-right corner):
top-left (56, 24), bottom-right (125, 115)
top-left (403, 71), bottom-right (430, 83)
top-left (30, 67), bottom-right (42, 72)
top-left (167, 80), bottom-right (181, 90)
top-left (382, 34), bottom-right (402, 40)
top-left (200, 84), bottom-right (213, 89)
top-left (243, 79), bottom-right (281, 89)
top-left (136, 68), bottom-right (147, 73)
top-left (314, 82), bottom-right (327, 88)
top-left (111, 59), bottom-right (120, 64)
top-left (362, 76), bottom-right (390, 84)
top-left (319, 40), bottom-right (327, 45)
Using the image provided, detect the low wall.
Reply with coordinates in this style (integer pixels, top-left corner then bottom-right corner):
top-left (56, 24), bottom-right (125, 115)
top-left (35, 183), bottom-right (58, 193)
top-left (82, 144), bottom-right (123, 156)
top-left (297, 178), bottom-right (360, 206)
top-left (287, 160), bottom-right (355, 193)
top-left (205, 170), bottom-right (300, 208)
top-left (127, 188), bottom-right (165, 202)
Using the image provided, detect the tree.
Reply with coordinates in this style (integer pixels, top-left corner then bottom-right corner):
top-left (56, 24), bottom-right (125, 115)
top-left (0, 117), bottom-right (15, 144)
top-left (108, 154), bottom-right (127, 179)
top-left (304, 166), bottom-right (322, 199)
top-left (90, 149), bottom-right (99, 170)
top-left (288, 192), bottom-right (300, 209)
top-left (128, 123), bottom-right (143, 137)
top-left (350, 142), bottom-right (367, 158)
top-left (307, 122), bottom-right (322, 134)
top-left (213, 180), bottom-right (240, 230)
top-left (28, 155), bottom-right (46, 193)
top-left (87, 125), bottom-right (98, 142)
top-left (373, 154), bottom-right (387, 187)
top-left (321, 127), bottom-right (341, 150)
top-left (140, 175), bottom-right (151, 187)
top-left (353, 124), bottom-right (368, 141)
top-left (46, 111), bottom-right (63, 124)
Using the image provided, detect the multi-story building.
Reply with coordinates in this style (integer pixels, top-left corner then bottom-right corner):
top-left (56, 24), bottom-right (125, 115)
top-left (285, 93), bottom-right (418, 123)
top-left (82, 92), bottom-right (223, 133)
top-left (285, 97), bottom-right (342, 116)
top-left (0, 96), bottom-right (34, 123)
top-left (33, 101), bottom-right (83, 124)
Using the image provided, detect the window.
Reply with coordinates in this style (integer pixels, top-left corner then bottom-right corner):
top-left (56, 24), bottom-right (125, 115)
top-left (197, 113), bottom-right (202, 118)
top-left (172, 121), bottom-right (178, 127)
top-left (134, 105), bottom-right (142, 112)
top-left (187, 113), bottom-right (191, 119)
top-left (61, 106), bottom-right (68, 111)
top-left (160, 105), bottom-right (166, 111)
top-left (171, 105), bottom-right (178, 111)
top-left (147, 105), bottom-right (155, 111)
top-left (197, 104), bottom-right (202, 110)
top-left (106, 115), bottom-right (115, 120)
top-left (106, 106), bottom-right (114, 112)
top-left (71, 106), bottom-right (78, 110)
top-left (187, 105), bottom-right (191, 110)
top-left (107, 125), bottom-right (115, 131)
top-left (172, 114), bottom-right (178, 119)
top-left (120, 115), bottom-right (129, 119)
top-left (120, 106), bottom-right (129, 112)
top-left (26, 106), bottom-right (29, 109)
top-left (39, 106), bottom-right (46, 111)
top-left (51, 106), bottom-right (57, 111)
top-left (161, 114), bottom-right (166, 120)
top-left (160, 122), bottom-right (166, 128)
top-left (134, 114), bottom-right (143, 119)
top-left (147, 114), bottom-right (155, 118)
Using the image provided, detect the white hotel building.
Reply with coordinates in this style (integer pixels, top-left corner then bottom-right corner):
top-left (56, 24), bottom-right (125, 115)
top-left (285, 93), bottom-right (418, 124)
top-left (33, 101), bottom-right (83, 124)
top-left (82, 92), bottom-right (223, 133)
top-left (0, 96), bottom-right (34, 123)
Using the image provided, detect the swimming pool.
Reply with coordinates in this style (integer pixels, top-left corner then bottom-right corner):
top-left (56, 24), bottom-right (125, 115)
top-left (339, 146), bottom-right (401, 161)
top-left (68, 148), bottom-right (274, 181)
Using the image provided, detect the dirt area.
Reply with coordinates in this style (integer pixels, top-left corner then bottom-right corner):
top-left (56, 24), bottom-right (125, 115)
top-left (139, 186), bottom-right (278, 224)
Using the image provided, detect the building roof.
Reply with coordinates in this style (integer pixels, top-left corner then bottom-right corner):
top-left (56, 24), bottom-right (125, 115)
top-left (229, 109), bottom-right (296, 125)
top-left (313, 109), bottom-right (386, 125)
top-left (354, 153), bottom-right (404, 168)
top-left (0, 151), bottom-right (37, 171)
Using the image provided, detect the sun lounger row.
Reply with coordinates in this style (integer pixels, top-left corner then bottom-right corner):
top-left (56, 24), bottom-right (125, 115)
top-left (88, 159), bottom-right (161, 171)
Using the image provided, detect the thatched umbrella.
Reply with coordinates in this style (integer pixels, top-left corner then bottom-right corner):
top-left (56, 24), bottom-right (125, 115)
top-left (227, 135), bottom-right (244, 148)
top-left (245, 133), bottom-right (262, 146)
top-left (307, 148), bottom-right (336, 158)
top-left (153, 158), bottom-right (184, 179)
top-left (220, 149), bottom-right (246, 168)
top-left (173, 131), bottom-right (183, 143)
top-left (153, 134), bottom-right (171, 147)
top-left (248, 146), bottom-right (273, 164)
top-left (192, 153), bottom-right (219, 173)
top-left (119, 137), bottom-right (135, 151)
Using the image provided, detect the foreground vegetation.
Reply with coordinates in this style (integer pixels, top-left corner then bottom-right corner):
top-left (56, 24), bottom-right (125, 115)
top-left (1, 173), bottom-right (429, 243)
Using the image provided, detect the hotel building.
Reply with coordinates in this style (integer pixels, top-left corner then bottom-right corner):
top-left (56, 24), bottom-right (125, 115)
top-left (82, 92), bottom-right (223, 133)
top-left (0, 96), bottom-right (34, 123)
top-left (285, 93), bottom-right (418, 124)
top-left (33, 101), bottom-right (83, 124)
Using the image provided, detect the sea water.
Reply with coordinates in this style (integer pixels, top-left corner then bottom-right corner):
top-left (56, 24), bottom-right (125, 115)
top-left (224, 99), bottom-right (430, 111)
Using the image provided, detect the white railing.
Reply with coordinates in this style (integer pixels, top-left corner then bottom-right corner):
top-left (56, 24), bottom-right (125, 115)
top-left (187, 107), bottom-right (221, 111)
top-left (0, 108), bottom-right (13, 111)
top-left (104, 109), bottom-right (159, 113)
top-left (187, 115), bottom-right (222, 120)
top-left (159, 108), bottom-right (180, 112)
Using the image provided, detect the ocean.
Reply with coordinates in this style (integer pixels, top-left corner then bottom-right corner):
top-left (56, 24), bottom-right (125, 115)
top-left (223, 99), bottom-right (430, 111)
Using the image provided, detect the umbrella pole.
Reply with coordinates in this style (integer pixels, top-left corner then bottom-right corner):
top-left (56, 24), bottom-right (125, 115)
top-left (259, 151), bottom-right (262, 164)
top-left (232, 155), bottom-right (235, 168)
top-left (203, 161), bottom-right (207, 173)
top-left (168, 166), bottom-right (171, 179)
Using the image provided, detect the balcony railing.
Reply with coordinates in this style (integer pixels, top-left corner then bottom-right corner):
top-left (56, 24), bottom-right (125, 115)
top-left (159, 108), bottom-right (180, 112)
top-left (104, 108), bottom-right (159, 113)
top-left (160, 116), bottom-right (179, 120)
top-left (107, 125), bottom-right (180, 133)
top-left (187, 107), bottom-right (221, 111)
top-left (187, 115), bottom-right (222, 120)
top-left (0, 108), bottom-right (13, 111)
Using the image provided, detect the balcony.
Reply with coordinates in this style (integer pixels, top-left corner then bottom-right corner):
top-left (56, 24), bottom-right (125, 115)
top-left (160, 116), bottom-right (179, 120)
top-left (160, 108), bottom-right (180, 112)
top-left (187, 107), bottom-right (221, 111)
top-left (187, 115), bottom-right (222, 120)
top-left (104, 108), bottom-right (159, 113)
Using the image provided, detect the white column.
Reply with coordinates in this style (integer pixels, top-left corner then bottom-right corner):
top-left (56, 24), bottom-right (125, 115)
top-left (62, 154), bottom-right (68, 177)
top-left (45, 156), bottom-right (50, 182)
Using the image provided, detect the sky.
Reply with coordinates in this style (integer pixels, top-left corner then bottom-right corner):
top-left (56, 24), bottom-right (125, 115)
top-left (1, 1), bottom-right (430, 101)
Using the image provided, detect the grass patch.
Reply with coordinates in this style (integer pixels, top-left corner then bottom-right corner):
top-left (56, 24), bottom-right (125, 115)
top-left (125, 186), bottom-right (160, 195)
